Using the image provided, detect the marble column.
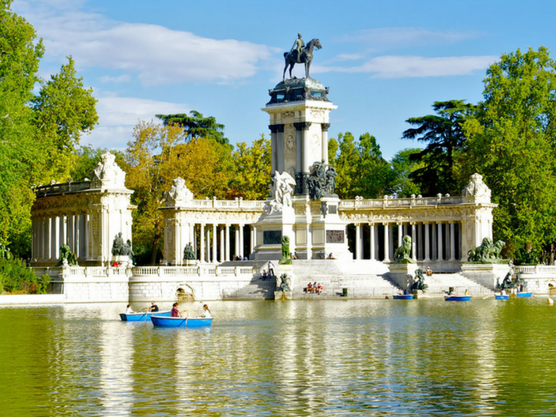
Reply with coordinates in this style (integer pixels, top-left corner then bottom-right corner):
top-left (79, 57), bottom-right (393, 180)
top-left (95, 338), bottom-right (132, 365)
top-left (225, 224), bottom-right (230, 261)
top-left (220, 227), bottom-right (225, 263)
top-left (383, 223), bottom-right (390, 262)
top-left (398, 223), bottom-right (403, 248)
top-left (269, 124), bottom-right (278, 173)
top-left (411, 223), bottom-right (417, 262)
top-left (450, 222), bottom-right (456, 261)
top-left (369, 223), bottom-right (375, 261)
top-left (321, 123), bottom-right (330, 164)
top-left (431, 223), bottom-right (437, 260)
top-left (199, 224), bottom-right (205, 263)
top-left (437, 222), bottom-right (443, 261)
top-left (355, 224), bottom-right (362, 260)
top-left (424, 222), bottom-right (431, 262)
top-left (239, 225), bottom-right (245, 259)
top-left (295, 122), bottom-right (312, 194)
top-left (212, 224), bottom-right (218, 264)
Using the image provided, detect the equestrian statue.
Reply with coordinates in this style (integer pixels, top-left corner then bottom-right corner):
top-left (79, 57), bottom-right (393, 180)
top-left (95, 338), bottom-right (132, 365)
top-left (283, 34), bottom-right (322, 80)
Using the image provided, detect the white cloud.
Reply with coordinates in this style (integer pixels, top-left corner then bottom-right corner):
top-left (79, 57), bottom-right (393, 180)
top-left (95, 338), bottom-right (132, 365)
top-left (315, 55), bottom-right (498, 78)
top-left (100, 74), bottom-right (131, 84)
top-left (81, 96), bottom-right (189, 150)
top-left (14, 0), bottom-right (275, 85)
top-left (340, 27), bottom-right (482, 52)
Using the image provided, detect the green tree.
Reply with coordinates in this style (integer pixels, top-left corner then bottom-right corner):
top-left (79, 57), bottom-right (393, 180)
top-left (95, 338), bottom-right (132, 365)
top-left (156, 110), bottom-right (229, 145)
top-left (390, 148), bottom-right (423, 197)
top-left (464, 47), bottom-right (556, 258)
top-left (332, 132), bottom-right (393, 198)
top-left (230, 134), bottom-right (271, 200)
top-left (32, 56), bottom-right (98, 180)
top-left (70, 145), bottom-right (127, 182)
top-left (402, 100), bottom-right (475, 195)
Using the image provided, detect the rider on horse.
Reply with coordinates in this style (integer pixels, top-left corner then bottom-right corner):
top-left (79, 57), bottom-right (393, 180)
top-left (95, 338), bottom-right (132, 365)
top-left (290, 33), bottom-right (305, 63)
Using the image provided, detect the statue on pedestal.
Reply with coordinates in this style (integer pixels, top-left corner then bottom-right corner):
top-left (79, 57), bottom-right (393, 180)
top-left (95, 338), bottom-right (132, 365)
top-left (393, 236), bottom-right (414, 264)
top-left (279, 236), bottom-right (292, 265)
top-left (307, 161), bottom-right (338, 201)
top-left (410, 269), bottom-right (428, 291)
top-left (266, 171), bottom-right (296, 214)
top-left (467, 237), bottom-right (506, 263)
top-left (183, 242), bottom-right (196, 261)
top-left (57, 244), bottom-right (78, 267)
top-left (283, 37), bottom-right (322, 80)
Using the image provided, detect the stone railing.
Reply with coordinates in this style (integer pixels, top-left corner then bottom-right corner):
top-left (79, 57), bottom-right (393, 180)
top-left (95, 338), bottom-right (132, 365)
top-left (515, 265), bottom-right (556, 275)
top-left (340, 194), bottom-right (465, 210)
top-left (180, 198), bottom-right (266, 210)
top-left (34, 181), bottom-right (92, 196)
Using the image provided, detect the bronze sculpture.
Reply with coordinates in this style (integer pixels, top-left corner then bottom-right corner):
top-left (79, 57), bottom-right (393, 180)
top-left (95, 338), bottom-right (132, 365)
top-left (283, 38), bottom-right (322, 80)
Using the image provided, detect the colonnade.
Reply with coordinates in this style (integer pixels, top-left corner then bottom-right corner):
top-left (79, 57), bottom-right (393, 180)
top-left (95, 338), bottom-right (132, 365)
top-left (179, 223), bottom-right (256, 264)
top-left (32, 213), bottom-right (89, 262)
top-left (351, 221), bottom-right (461, 262)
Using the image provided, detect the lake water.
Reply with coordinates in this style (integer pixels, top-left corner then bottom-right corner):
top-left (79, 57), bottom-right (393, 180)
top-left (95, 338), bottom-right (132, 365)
top-left (1, 298), bottom-right (556, 416)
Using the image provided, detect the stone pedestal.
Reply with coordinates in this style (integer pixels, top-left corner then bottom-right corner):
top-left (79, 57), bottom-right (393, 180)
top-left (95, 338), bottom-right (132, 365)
top-left (388, 263), bottom-right (418, 290)
top-left (112, 255), bottom-right (131, 268)
top-left (461, 263), bottom-right (510, 290)
top-left (252, 205), bottom-right (295, 261)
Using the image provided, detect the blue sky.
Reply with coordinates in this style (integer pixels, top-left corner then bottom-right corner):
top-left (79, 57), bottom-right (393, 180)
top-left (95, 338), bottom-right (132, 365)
top-left (12, 0), bottom-right (556, 160)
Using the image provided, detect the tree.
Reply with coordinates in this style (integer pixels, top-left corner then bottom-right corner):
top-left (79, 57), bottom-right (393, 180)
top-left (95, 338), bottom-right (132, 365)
top-left (156, 110), bottom-right (229, 145)
top-left (230, 134), bottom-right (271, 200)
top-left (463, 47), bottom-right (556, 258)
top-left (70, 145), bottom-right (127, 182)
top-left (402, 100), bottom-right (475, 195)
top-left (390, 148), bottom-right (423, 197)
top-left (32, 56), bottom-right (98, 180)
top-left (331, 132), bottom-right (393, 199)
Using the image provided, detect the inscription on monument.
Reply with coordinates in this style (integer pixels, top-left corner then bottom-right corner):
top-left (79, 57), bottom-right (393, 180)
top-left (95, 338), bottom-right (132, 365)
top-left (264, 231), bottom-right (283, 244)
top-left (326, 230), bottom-right (344, 243)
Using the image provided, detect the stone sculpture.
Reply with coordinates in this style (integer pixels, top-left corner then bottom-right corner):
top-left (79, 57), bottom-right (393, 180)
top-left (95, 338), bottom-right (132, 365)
top-left (91, 152), bottom-right (126, 189)
top-left (411, 269), bottom-right (428, 291)
top-left (165, 177), bottom-right (194, 207)
top-left (393, 236), bottom-right (414, 263)
top-left (279, 236), bottom-right (292, 265)
top-left (266, 171), bottom-right (296, 214)
top-left (111, 233), bottom-right (133, 257)
top-left (467, 237), bottom-right (506, 263)
top-left (183, 242), bottom-right (196, 260)
top-left (283, 38), bottom-right (322, 80)
top-left (277, 273), bottom-right (291, 292)
top-left (57, 244), bottom-right (78, 266)
top-left (462, 173), bottom-right (491, 202)
top-left (307, 161), bottom-right (337, 201)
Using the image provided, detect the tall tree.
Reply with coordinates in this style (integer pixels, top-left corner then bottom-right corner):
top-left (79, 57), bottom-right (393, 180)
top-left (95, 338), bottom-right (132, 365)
top-left (32, 56), bottom-right (98, 180)
top-left (464, 47), bottom-right (556, 258)
top-left (230, 134), bottom-right (271, 200)
top-left (390, 148), bottom-right (423, 197)
top-left (402, 100), bottom-right (475, 195)
top-left (156, 110), bottom-right (229, 145)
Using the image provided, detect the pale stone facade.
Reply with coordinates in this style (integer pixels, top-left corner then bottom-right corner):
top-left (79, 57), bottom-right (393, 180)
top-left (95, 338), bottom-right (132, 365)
top-left (31, 152), bottom-right (135, 266)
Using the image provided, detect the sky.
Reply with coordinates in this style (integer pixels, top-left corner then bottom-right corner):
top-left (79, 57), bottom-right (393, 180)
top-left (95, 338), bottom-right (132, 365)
top-left (11, 0), bottom-right (556, 160)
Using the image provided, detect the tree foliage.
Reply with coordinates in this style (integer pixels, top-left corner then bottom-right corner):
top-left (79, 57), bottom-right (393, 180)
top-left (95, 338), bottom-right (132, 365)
top-left (230, 134), bottom-right (271, 200)
top-left (402, 100), bottom-right (475, 195)
top-left (463, 47), bottom-right (556, 257)
top-left (331, 132), bottom-right (393, 198)
top-left (390, 148), bottom-right (423, 197)
top-left (156, 110), bottom-right (229, 145)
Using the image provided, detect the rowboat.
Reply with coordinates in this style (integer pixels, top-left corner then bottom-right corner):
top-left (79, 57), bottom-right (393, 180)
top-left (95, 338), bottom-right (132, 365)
top-left (119, 311), bottom-right (171, 321)
top-left (393, 294), bottom-right (414, 300)
top-left (444, 295), bottom-right (471, 301)
top-left (516, 292), bottom-right (533, 298)
top-left (495, 294), bottom-right (510, 300)
top-left (151, 315), bottom-right (213, 328)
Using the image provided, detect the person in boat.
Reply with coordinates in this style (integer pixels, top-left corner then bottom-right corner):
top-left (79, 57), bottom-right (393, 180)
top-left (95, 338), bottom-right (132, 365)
top-left (198, 304), bottom-right (211, 318)
top-left (125, 304), bottom-right (135, 314)
top-left (149, 302), bottom-right (159, 312)
top-left (171, 302), bottom-right (183, 317)
top-left (465, 289), bottom-right (470, 296)
top-left (403, 288), bottom-right (409, 295)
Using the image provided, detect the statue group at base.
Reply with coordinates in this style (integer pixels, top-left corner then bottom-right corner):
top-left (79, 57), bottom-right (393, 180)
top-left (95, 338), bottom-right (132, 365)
top-left (183, 242), bottom-right (196, 261)
top-left (57, 244), bottom-right (78, 267)
top-left (410, 269), bottom-right (428, 292)
top-left (497, 261), bottom-right (527, 291)
top-left (111, 233), bottom-right (134, 258)
top-left (307, 161), bottom-right (337, 201)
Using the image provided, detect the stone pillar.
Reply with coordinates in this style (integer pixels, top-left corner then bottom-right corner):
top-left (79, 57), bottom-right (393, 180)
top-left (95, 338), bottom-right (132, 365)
top-left (269, 124), bottom-right (279, 173)
top-left (239, 225), bottom-right (245, 259)
top-left (321, 123), bottom-right (330, 164)
top-left (250, 226), bottom-right (256, 257)
top-left (450, 222), bottom-right (456, 261)
top-left (220, 227), bottom-right (225, 263)
top-left (212, 223), bottom-right (218, 264)
top-left (437, 222), bottom-right (443, 261)
top-left (431, 223), bottom-right (437, 260)
top-left (225, 224), bottom-right (230, 261)
top-left (383, 223), bottom-right (390, 262)
top-left (355, 223), bottom-right (361, 260)
top-left (295, 122), bottom-right (312, 194)
top-left (398, 223), bottom-right (403, 248)
top-left (424, 222), bottom-right (430, 262)
top-left (411, 223), bottom-right (417, 262)
top-left (199, 224), bottom-right (205, 263)
top-left (369, 223), bottom-right (375, 261)
top-left (276, 124), bottom-right (285, 173)
top-left (206, 226), bottom-right (211, 262)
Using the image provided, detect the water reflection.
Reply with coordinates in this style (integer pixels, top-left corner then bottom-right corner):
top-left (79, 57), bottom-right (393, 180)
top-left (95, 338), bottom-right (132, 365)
top-left (1, 299), bottom-right (556, 415)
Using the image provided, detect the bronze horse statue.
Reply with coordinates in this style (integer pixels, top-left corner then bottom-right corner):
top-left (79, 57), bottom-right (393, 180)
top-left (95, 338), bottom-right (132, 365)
top-left (283, 38), bottom-right (322, 80)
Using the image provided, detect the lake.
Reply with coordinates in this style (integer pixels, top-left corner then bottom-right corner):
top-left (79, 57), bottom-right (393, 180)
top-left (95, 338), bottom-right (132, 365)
top-left (1, 297), bottom-right (556, 416)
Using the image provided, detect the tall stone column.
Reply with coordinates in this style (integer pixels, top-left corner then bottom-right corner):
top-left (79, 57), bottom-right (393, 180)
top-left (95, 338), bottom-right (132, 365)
top-left (437, 222), bottom-right (443, 261)
top-left (239, 224), bottom-right (245, 259)
top-left (355, 223), bottom-right (361, 260)
top-left (321, 123), bottom-right (330, 164)
top-left (220, 227), bottom-right (225, 263)
top-left (383, 223), bottom-right (390, 262)
top-left (206, 226), bottom-right (211, 262)
top-left (431, 223), bottom-right (437, 260)
top-left (424, 222), bottom-right (430, 262)
top-left (398, 223), bottom-right (403, 248)
top-left (369, 223), bottom-right (375, 261)
top-left (225, 224), bottom-right (230, 261)
top-left (269, 124), bottom-right (279, 174)
top-left (212, 223), bottom-right (218, 264)
top-left (450, 222), bottom-right (456, 261)
top-left (411, 223), bottom-right (417, 261)
top-left (276, 124), bottom-right (285, 173)
top-left (295, 122), bottom-right (312, 194)
top-left (199, 224), bottom-right (205, 263)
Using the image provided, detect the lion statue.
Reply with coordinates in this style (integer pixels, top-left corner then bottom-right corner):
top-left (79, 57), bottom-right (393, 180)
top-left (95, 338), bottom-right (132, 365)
top-left (394, 235), bottom-right (413, 263)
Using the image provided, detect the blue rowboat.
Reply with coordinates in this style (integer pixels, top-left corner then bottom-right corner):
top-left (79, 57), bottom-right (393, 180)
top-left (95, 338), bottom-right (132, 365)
top-left (151, 315), bottom-right (213, 328)
top-left (516, 292), bottom-right (533, 298)
top-left (445, 295), bottom-right (471, 301)
top-left (393, 294), bottom-right (414, 300)
top-left (119, 311), bottom-right (171, 321)
top-left (495, 294), bottom-right (510, 300)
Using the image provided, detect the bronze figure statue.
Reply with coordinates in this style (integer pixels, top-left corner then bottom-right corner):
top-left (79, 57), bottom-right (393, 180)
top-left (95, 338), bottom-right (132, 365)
top-left (283, 38), bottom-right (322, 80)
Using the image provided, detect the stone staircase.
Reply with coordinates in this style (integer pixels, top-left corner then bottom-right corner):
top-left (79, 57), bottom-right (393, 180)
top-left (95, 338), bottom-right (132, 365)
top-left (414, 273), bottom-right (493, 297)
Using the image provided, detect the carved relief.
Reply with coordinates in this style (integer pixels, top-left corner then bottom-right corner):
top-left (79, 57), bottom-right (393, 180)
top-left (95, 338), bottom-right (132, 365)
top-left (286, 135), bottom-right (295, 152)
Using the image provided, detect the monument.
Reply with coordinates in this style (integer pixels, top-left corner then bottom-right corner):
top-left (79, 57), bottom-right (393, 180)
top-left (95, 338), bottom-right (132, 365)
top-left (253, 35), bottom-right (352, 261)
